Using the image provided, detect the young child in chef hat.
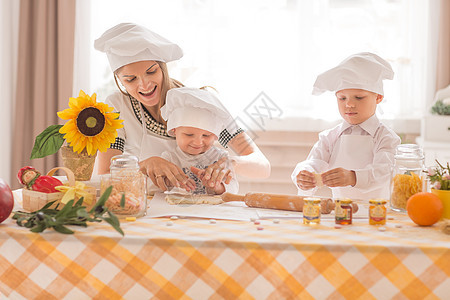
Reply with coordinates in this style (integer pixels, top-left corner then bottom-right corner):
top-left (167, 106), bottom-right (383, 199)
top-left (291, 52), bottom-right (401, 200)
top-left (160, 87), bottom-right (239, 195)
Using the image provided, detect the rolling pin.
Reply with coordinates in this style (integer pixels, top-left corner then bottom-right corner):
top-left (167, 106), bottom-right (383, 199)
top-left (221, 192), bottom-right (336, 214)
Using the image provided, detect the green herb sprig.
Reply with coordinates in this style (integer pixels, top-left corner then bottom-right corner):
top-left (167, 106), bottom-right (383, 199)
top-left (12, 186), bottom-right (124, 236)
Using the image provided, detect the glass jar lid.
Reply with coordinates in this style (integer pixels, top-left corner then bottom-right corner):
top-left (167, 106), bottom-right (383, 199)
top-left (369, 198), bottom-right (387, 205)
top-left (394, 144), bottom-right (424, 160)
top-left (304, 197), bottom-right (321, 204)
top-left (110, 155), bottom-right (139, 169)
top-left (336, 198), bottom-right (352, 204)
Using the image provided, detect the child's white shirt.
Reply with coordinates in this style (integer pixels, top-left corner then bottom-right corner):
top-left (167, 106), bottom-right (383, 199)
top-left (161, 146), bottom-right (239, 194)
top-left (291, 114), bottom-right (401, 200)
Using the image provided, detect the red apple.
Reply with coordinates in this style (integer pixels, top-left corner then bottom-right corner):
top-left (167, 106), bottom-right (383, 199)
top-left (0, 178), bottom-right (14, 223)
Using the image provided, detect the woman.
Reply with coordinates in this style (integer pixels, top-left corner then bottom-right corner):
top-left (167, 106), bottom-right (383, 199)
top-left (95, 23), bottom-right (270, 191)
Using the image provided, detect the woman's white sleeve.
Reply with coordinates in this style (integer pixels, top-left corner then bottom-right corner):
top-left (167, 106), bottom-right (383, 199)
top-left (230, 150), bottom-right (271, 179)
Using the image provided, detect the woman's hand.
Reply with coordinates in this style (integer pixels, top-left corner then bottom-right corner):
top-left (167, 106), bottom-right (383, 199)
top-left (322, 168), bottom-right (356, 187)
top-left (295, 170), bottom-right (317, 190)
top-left (190, 157), bottom-right (232, 193)
top-left (139, 156), bottom-right (196, 192)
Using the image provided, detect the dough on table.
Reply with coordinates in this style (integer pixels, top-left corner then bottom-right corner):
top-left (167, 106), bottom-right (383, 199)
top-left (165, 193), bottom-right (224, 205)
top-left (314, 173), bottom-right (324, 187)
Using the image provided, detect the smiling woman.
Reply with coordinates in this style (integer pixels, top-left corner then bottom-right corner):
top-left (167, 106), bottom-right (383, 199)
top-left (93, 23), bottom-right (271, 192)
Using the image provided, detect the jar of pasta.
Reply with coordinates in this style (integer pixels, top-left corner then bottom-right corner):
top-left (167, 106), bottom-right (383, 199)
top-left (101, 155), bottom-right (147, 217)
top-left (390, 144), bottom-right (425, 212)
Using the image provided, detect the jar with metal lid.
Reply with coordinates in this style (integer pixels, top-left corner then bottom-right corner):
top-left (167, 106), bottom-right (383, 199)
top-left (369, 198), bottom-right (387, 225)
top-left (390, 144), bottom-right (425, 212)
top-left (335, 198), bottom-right (353, 225)
top-left (100, 155), bottom-right (147, 217)
top-left (303, 197), bottom-right (321, 225)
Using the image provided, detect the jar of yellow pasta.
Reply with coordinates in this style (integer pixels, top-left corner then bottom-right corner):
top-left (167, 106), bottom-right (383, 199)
top-left (101, 155), bottom-right (147, 217)
top-left (390, 144), bottom-right (425, 212)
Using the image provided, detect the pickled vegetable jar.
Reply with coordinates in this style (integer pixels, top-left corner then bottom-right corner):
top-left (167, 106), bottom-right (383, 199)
top-left (390, 144), bottom-right (425, 212)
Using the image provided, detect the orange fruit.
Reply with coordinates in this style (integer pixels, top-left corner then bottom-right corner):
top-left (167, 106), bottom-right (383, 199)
top-left (406, 192), bottom-right (443, 226)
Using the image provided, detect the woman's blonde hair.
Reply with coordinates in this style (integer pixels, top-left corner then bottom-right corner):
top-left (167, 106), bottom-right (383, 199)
top-left (113, 61), bottom-right (184, 123)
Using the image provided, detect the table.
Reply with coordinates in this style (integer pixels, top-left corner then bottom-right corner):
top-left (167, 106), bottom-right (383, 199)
top-left (1, 194), bottom-right (449, 299)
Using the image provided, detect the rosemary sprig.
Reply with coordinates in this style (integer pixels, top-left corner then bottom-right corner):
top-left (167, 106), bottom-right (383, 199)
top-left (12, 186), bottom-right (124, 236)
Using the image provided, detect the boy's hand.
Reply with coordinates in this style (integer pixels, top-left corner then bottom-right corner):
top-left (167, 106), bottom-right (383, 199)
top-left (322, 168), bottom-right (356, 187)
top-left (295, 170), bottom-right (317, 190)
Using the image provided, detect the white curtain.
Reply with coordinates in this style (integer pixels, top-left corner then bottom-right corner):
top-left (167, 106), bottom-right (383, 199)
top-left (73, 0), bottom-right (91, 96)
top-left (87, 0), bottom-right (441, 128)
top-left (0, 1), bottom-right (19, 185)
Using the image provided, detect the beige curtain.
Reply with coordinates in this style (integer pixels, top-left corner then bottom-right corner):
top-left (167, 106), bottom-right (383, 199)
top-left (436, 0), bottom-right (450, 90)
top-left (11, 0), bottom-right (76, 189)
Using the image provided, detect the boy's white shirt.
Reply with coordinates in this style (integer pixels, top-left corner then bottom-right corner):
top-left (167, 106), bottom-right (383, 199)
top-left (291, 114), bottom-right (401, 200)
top-left (160, 146), bottom-right (239, 194)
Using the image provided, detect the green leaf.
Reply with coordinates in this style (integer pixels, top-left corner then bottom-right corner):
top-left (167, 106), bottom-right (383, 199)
top-left (90, 186), bottom-right (112, 214)
top-left (53, 225), bottom-right (74, 234)
top-left (41, 200), bottom-right (58, 210)
top-left (55, 200), bottom-right (75, 218)
top-left (30, 223), bottom-right (47, 233)
top-left (74, 198), bottom-right (85, 207)
top-left (30, 125), bottom-right (64, 159)
top-left (120, 193), bottom-right (125, 208)
top-left (103, 213), bottom-right (124, 236)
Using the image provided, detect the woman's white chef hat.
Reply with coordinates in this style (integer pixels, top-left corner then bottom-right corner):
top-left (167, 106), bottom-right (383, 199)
top-left (94, 23), bottom-right (183, 72)
top-left (312, 52), bottom-right (394, 96)
top-left (161, 87), bottom-right (231, 138)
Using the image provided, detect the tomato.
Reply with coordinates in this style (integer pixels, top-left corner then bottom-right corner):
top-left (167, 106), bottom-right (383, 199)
top-left (0, 178), bottom-right (14, 223)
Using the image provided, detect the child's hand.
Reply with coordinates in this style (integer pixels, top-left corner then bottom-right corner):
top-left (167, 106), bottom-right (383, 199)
top-left (295, 170), bottom-right (317, 190)
top-left (164, 177), bottom-right (196, 193)
top-left (322, 168), bottom-right (356, 187)
top-left (191, 165), bottom-right (230, 195)
top-left (191, 157), bottom-right (232, 186)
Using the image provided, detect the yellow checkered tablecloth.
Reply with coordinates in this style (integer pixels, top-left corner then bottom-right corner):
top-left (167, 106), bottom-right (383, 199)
top-left (0, 197), bottom-right (449, 299)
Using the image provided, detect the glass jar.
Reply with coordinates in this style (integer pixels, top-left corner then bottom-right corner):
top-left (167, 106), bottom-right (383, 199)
top-left (369, 198), bottom-right (387, 225)
top-left (335, 198), bottom-right (353, 225)
top-left (303, 197), bottom-right (321, 225)
top-left (390, 144), bottom-right (425, 212)
top-left (100, 155), bottom-right (147, 217)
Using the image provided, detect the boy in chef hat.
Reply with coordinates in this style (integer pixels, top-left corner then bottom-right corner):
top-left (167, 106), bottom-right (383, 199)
top-left (291, 52), bottom-right (401, 200)
top-left (160, 87), bottom-right (239, 195)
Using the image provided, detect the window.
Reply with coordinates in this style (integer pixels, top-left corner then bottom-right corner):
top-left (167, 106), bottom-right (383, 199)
top-left (89, 0), bottom-right (435, 130)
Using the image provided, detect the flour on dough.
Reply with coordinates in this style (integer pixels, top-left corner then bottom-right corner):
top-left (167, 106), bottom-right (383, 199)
top-left (165, 193), bottom-right (224, 205)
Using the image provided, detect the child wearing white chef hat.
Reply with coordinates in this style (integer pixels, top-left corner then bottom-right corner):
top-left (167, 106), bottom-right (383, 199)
top-left (94, 23), bottom-right (269, 194)
top-left (160, 87), bottom-right (239, 195)
top-left (291, 52), bottom-right (401, 200)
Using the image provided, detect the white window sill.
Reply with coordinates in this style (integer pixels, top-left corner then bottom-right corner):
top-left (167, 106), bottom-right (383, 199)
top-left (242, 116), bottom-right (421, 134)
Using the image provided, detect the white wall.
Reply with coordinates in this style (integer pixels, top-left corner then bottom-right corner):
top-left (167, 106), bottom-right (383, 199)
top-left (0, 1), bottom-right (19, 186)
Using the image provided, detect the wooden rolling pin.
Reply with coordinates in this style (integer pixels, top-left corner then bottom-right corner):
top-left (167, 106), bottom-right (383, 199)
top-left (221, 192), bottom-right (336, 214)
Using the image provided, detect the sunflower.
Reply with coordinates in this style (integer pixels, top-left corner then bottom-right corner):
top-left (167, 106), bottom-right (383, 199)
top-left (57, 90), bottom-right (123, 156)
